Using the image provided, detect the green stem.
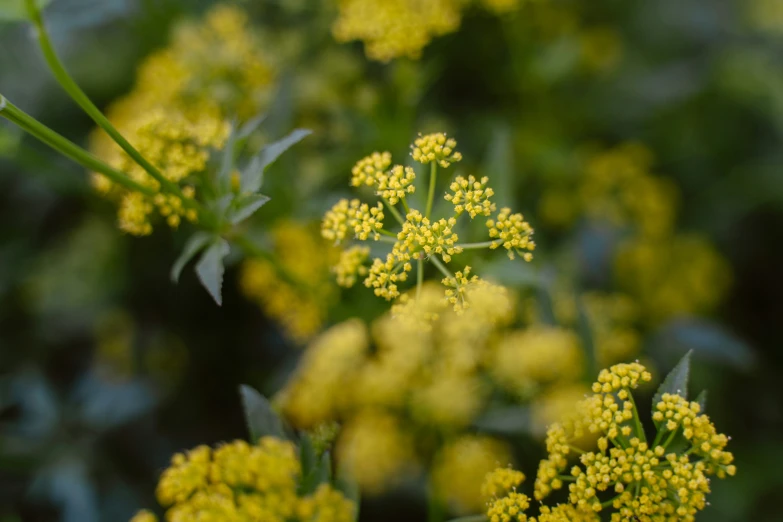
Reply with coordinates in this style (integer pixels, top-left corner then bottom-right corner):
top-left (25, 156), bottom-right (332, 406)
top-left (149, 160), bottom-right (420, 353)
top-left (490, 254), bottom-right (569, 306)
top-left (454, 240), bottom-right (501, 250)
top-left (662, 428), bottom-right (679, 450)
top-left (401, 197), bottom-right (410, 213)
top-left (378, 235), bottom-right (397, 244)
top-left (0, 96), bottom-right (153, 195)
top-left (24, 0), bottom-right (215, 226)
top-left (417, 258), bottom-right (424, 298)
top-left (382, 198), bottom-right (405, 225)
top-left (429, 255), bottom-right (453, 280)
top-left (627, 389), bottom-right (647, 443)
top-left (425, 162), bottom-right (437, 219)
top-left (378, 229), bottom-right (397, 238)
top-left (652, 428), bottom-right (665, 448)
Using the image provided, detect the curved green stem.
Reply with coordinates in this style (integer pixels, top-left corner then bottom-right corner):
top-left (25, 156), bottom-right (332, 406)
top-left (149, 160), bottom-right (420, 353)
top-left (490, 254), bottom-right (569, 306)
top-left (662, 428), bottom-right (680, 450)
top-left (382, 198), bottom-right (405, 225)
top-left (425, 162), bottom-right (437, 219)
top-left (378, 228), bottom-right (397, 238)
top-left (429, 255), bottom-right (453, 280)
top-left (454, 240), bottom-right (501, 250)
top-left (24, 0), bottom-right (216, 227)
top-left (377, 235), bottom-right (397, 244)
top-left (0, 96), bottom-right (154, 195)
top-left (627, 389), bottom-right (647, 443)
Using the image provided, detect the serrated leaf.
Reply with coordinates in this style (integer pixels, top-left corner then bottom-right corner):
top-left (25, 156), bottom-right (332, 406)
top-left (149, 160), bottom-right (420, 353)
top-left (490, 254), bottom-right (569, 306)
top-left (170, 232), bottom-right (213, 283)
top-left (695, 390), bottom-right (708, 412)
top-left (239, 385), bottom-right (286, 442)
top-left (0, 0), bottom-right (52, 21)
top-left (228, 194), bottom-right (271, 225)
top-left (241, 129), bottom-right (312, 193)
top-left (652, 350), bottom-right (692, 409)
top-left (195, 238), bottom-right (230, 306)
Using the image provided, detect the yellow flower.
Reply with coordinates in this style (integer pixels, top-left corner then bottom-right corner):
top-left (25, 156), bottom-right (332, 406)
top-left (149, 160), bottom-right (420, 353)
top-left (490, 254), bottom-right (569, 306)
top-left (322, 198), bottom-right (385, 243)
top-left (332, 246), bottom-right (370, 288)
top-left (129, 510), bottom-right (157, 522)
top-left (487, 208), bottom-right (536, 261)
top-left (332, 0), bottom-right (462, 62)
top-left (481, 467), bottom-right (526, 500)
top-left (487, 491), bottom-right (530, 522)
top-left (350, 151), bottom-right (392, 188)
top-left (337, 410), bottom-right (418, 495)
top-left (445, 175), bottom-right (497, 218)
top-left (364, 253), bottom-right (411, 300)
top-left (396, 209), bottom-right (462, 262)
top-left (411, 132), bottom-right (463, 168)
top-left (491, 327), bottom-right (583, 398)
top-left (296, 484), bottom-right (356, 522)
top-left (431, 435), bottom-right (513, 514)
top-left (376, 165), bottom-right (416, 205)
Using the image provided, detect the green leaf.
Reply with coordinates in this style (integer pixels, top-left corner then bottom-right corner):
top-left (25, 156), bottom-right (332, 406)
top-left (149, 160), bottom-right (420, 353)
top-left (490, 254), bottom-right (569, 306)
top-left (241, 129), bottom-right (312, 193)
top-left (472, 406), bottom-right (532, 435)
top-left (652, 350), bottom-right (692, 409)
top-left (195, 238), bottom-right (230, 306)
top-left (334, 464), bottom-right (360, 520)
top-left (237, 113), bottom-right (267, 140)
top-left (217, 122), bottom-right (238, 194)
top-left (170, 232), bottom-right (213, 283)
top-left (299, 434), bottom-right (317, 476)
top-left (238, 385), bottom-right (286, 442)
top-left (0, 0), bottom-right (51, 21)
top-left (228, 194), bottom-right (271, 225)
top-left (695, 389), bottom-right (708, 412)
top-left (299, 451), bottom-right (332, 495)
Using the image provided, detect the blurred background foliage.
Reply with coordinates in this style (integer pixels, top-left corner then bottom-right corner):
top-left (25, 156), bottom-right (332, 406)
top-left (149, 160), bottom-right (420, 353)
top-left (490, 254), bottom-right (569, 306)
top-left (0, 0), bottom-right (782, 520)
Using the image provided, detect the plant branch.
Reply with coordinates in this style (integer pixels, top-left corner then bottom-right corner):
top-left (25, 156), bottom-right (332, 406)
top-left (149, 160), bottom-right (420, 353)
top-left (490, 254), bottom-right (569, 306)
top-left (425, 162), bottom-right (437, 219)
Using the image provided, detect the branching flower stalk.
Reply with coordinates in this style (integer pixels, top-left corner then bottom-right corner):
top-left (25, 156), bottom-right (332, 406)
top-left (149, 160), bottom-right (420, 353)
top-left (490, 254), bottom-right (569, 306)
top-left (323, 132), bottom-right (536, 310)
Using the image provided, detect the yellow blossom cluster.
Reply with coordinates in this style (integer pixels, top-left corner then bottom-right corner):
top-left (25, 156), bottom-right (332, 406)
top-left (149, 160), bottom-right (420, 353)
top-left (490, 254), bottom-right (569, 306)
top-left (525, 362), bottom-right (735, 521)
top-left (323, 133), bottom-right (534, 310)
top-left (129, 436), bottom-right (355, 522)
top-left (481, 468), bottom-right (526, 499)
top-left (277, 284), bottom-right (522, 511)
top-left (332, 246), bottom-right (370, 288)
top-left (332, 0), bottom-right (528, 61)
top-left (240, 221), bottom-right (339, 342)
top-left (91, 4), bottom-right (276, 236)
top-left (445, 175), bottom-right (497, 218)
top-left (322, 199), bottom-right (385, 243)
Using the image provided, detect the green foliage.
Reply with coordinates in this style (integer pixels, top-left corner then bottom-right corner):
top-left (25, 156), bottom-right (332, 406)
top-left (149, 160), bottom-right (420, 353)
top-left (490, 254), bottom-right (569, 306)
top-left (0, 0), bottom-right (51, 21)
top-left (653, 350), bottom-right (692, 406)
top-left (239, 384), bottom-right (287, 441)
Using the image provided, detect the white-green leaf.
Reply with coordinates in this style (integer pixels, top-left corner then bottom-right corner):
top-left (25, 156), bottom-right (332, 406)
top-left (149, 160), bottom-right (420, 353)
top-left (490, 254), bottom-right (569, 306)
top-left (170, 232), bottom-right (214, 283)
top-left (652, 350), bottom-right (692, 409)
top-left (695, 389), bottom-right (708, 412)
top-left (299, 451), bottom-right (332, 495)
top-left (241, 128), bottom-right (312, 193)
top-left (229, 194), bottom-right (271, 225)
top-left (237, 113), bottom-right (267, 140)
top-left (0, 0), bottom-right (51, 21)
top-left (239, 385), bottom-right (286, 442)
top-left (195, 238), bottom-right (230, 306)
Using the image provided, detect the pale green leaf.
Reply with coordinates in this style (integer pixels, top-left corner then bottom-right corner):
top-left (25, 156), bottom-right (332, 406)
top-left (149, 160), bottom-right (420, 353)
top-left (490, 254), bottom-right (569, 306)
top-left (652, 350), bottom-right (692, 409)
top-left (239, 385), bottom-right (286, 442)
top-left (195, 238), bottom-right (230, 306)
top-left (170, 232), bottom-right (213, 283)
top-left (241, 129), bottom-right (311, 193)
top-left (229, 194), bottom-right (271, 225)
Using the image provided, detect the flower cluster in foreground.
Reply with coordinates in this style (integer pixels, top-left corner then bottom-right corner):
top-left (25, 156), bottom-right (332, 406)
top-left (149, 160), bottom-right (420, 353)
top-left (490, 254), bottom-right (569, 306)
top-left (480, 362), bottom-right (735, 522)
top-left (322, 132), bottom-right (535, 310)
top-left (129, 436), bottom-right (355, 522)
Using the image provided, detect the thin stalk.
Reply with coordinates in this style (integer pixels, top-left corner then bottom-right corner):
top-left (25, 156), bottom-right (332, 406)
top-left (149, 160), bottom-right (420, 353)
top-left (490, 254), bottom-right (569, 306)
top-left (652, 428), bottom-right (666, 448)
top-left (377, 235), bottom-right (397, 244)
top-left (662, 428), bottom-right (679, 450)
top-left (0, 96), bottom-right (153, 195)
top-left (378, 229), bottom-right (397, 238)
top-left (24, 0), bottom-right (214, 225)
top-left (425, 162), bottom-right (437, 219)
top-left (382, 198), bottom-right (405, 225)
top-left (454, 240), bottom-right (501, 250)
top-left (401, 196), bottom-right (410, 213)
top-left (627, 389), bottom-right (647, 443)
top-left (429, 255), bottom-right (453, 280)
top-left (417, 257), bottom-right (424, 298)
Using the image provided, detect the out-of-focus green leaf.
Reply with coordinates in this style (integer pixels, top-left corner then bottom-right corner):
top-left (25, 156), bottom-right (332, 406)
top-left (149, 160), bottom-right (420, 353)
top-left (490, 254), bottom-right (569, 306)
top-left (653, 350), bottom-right (692, 408)
top-left (195, 238), bottom-right (230, 306)
top-left (0, 0), bottom-right (52, 21)
top-left (170, 232), bottom-right (213, 283)
top-left (335, 463), bottom-right (360, 520)
top-left (239, 385), bottom-right (286, 442)
top-left (228, 193), bottom-right (271, 225)
top-left (695, 389), bottom-right (708, 412)
top-left (483, 124), bottom-right (514, 207)
top-left (299, 451), bottom-right (332, 495)
top-left (472, 406), bottom-right (532, 435)
top-left (241, 129), bottom-right (312, 193)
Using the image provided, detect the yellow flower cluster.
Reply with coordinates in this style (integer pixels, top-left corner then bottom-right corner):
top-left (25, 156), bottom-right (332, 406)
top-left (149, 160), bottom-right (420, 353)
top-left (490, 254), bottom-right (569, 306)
top-left (491, 326), bottom-right (583, 399)
top-left (91, 4), bottom-right (275, 236)
top-left (527, 362), bottom-right (735, 521)
top-left (615, 234), bottom-right (732, 324)
top-left (130, 436), bottom-right (355, 522)
top-left (481, 468), bottom-right (526, 499)
top-left (487, 492), bottom-right (530, 522)
top-left (278, 284), bottom-right (520, 509)
top-left (332, 0), bottom-right (462, 62)
top-left (445, 175), bottom-right (497, 218)
top-left (488, 208), bottom-right (536, 261)
top-left (332, 0), bottom-right (527, 61)
top-left (322, 199), bottom-right (385, 243)
top-left (324, 133), bottom-right (534, 309)
top-left (332, 246), bottom-right (370, 288)
top-left (411, 132), bottom-right (463, 168)
top-left (240, 221), bottom-right (339, 342)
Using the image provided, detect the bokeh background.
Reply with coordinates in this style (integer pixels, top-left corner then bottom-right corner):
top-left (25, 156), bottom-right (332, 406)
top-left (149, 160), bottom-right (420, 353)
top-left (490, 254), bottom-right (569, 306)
top-left (1, 0), bottom-right (782, 520)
